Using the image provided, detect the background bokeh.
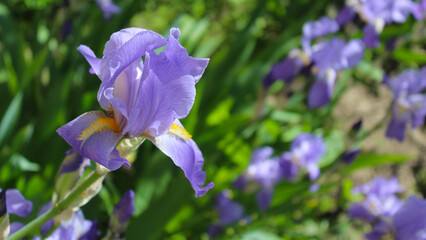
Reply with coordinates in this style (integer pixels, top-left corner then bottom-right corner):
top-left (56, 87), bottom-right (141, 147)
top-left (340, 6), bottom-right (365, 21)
top-left (0, 0), bottom-right (425, 239)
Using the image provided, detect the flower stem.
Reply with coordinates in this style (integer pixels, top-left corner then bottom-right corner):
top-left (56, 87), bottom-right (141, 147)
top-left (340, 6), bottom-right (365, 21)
top-left (7, 171), bottom-right (105, 240)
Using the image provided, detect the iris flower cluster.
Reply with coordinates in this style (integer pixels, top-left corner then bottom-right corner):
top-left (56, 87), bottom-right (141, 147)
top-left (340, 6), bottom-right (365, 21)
top-left (263, 0), bottom-right (423, 109)
top-left (348, 177), bottom-right (426, 240)
top-left (233, 133), bottom-right (326, 211)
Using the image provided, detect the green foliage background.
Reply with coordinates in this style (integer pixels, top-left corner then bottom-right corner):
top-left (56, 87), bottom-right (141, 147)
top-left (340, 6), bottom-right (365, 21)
top-left (0, 0), bottom-right (424, 239)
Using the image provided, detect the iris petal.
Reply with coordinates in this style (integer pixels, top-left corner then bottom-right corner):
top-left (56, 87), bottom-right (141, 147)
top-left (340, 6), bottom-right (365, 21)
top-left (57, 111), bottom-right (128, 171)
top-left (147, 121), bottom-right (213, 197)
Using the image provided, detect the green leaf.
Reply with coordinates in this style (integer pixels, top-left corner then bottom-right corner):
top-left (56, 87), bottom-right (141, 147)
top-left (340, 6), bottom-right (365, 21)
top-left (10, 153), bottom-right (40, 172)
top-left (345, 153), bottom-right (413, 174)
top-left (242, 230), bottom-right (281, 240)
top-left (0, 92), bottom-right (23, 148)
top-left (392, 48), bottom-right (426, 64)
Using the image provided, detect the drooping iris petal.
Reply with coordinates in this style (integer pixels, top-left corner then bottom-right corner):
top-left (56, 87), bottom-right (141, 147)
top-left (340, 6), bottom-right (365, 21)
top-left (279, 153), bottom-right (298, 180)
top-left (363, 24), bottom-right (380, 48)
top-left (147, 121), bottom-right (213, 197)
top-left (216, 191), bottom-right (244, 225)
top-left (393, 196), bottom-right (426, 240)
top-left (308, 73), bottom-right (335, 108)
top-left (5, 189), bottom-right (32, 217)
top-left (56, 111), bottom-right (128, 171)
top-left (256, 188), bottom-right (273, 211)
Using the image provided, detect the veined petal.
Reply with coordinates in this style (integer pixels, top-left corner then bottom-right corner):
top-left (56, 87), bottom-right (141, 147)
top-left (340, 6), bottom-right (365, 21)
top-left (57, 111), bottom-right (128, 171)
top-left (165, 28), bottom-right (209, 83)
top-left (147, 121), bottom-right (214, 197)
top-left (123, 56), bottom-right (196, 137)
top-left (98, 28), bottom-right (166, 110)
top-left (77, 45), bottom-right (101, 76)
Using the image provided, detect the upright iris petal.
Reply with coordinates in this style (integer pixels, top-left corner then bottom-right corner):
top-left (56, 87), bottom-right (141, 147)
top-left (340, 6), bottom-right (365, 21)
top-left (360, 0), bottom-right (413, 24)
top-left (262, 50), bottom-right (305, 88)
top-left (301, 17), bottom-right (339, 54)
top-left (58, 27), bottom-right (213, 197)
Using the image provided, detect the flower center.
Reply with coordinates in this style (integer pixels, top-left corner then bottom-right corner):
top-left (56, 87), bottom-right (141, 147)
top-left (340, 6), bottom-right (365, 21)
top-left (78, 117), bottom-right (120, 141)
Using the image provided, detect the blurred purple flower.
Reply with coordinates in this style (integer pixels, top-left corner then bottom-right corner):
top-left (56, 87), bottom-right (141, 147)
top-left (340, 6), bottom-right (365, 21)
top-left (308, 37), bottom-right (364, 108)
top-left (309, 183), bottom-right (320, 193)
top-left (302, 17), bottom-right (339, 54)
top-left (363, 24), bottom-right (380, 48)
top-left (360, 0), bottom-right (413, 24)
top-left (234, 147), bottom-right (284, 210)
top-left (392, 195), bottom-right (426, 240)
top-left (110, 190), bottom-right (135, 234)
top-left (57, 28), bottom-right (213, 197)
top-left (412, 0), bottom-right (426, 20)
top-left (35, 211), bottom-right (98, 240)
top-left (0, 188), bottom-right (33, 217)
top-left (340, 149), bottom-right (361, 164)
top-left (263, 51), bottom-right (305, 88)
top-left (95, 0), bottom-right (121, 19)
top-left (280, 133), bottom-right (326, 181)
top-left (208, 190), bottom-right (245, 238)
top-left (336, 6), bottom-right (357, 26)
top-left (385, 68), bottom-right (426, 141)
top-left (349, 177), bottom-right (403, 239)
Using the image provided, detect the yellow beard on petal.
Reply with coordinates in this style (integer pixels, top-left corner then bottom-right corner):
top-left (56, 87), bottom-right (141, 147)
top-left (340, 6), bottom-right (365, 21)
top-left (169, 123), bottom-right (192, 140)
top-left (78, 117), bottom-right (120, 141)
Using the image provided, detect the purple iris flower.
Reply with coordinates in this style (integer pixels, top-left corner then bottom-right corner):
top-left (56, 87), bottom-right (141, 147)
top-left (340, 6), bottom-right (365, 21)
top-left (95, 0), bottom-right (121, 19)
top-left (109, 190), bottom-right (135, 234)
top-left (263, 50), bottom-right (305, 88)
top-left (308, 37), bottom-right (365, 108)
top-left (412, 0), bottom-right (426, 20)
top-left (392, 195), bottom-right (426, 240)
top-left (0, 189), bottom-right (32, 238)
top-left (385, 68), bottom-right (426, 141)
top-left (360, 0), bottom-right (413, 24)
top-left (57, 28), bottom-right (213, 197)
top-left (348, 177), bottom-right (403, 239)
top-left (234, 147), bottom-right (285, 210)
top-left (35, 210), bottom-right (98, 240)
top-left (301, 17), bottom-right (339, 54)
top-left (280, 133), bottom-right (326, 181)
top-left (208, 190), bottom-right (245, 238)
top-left (0, 188), bottom-right (33, 218)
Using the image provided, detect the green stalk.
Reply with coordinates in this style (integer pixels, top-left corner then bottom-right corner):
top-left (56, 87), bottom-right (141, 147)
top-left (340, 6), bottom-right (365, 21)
top-left (7, 171), bottom-right (105, 240)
